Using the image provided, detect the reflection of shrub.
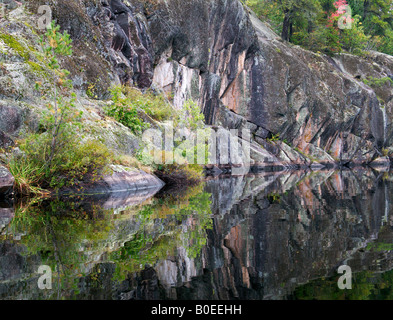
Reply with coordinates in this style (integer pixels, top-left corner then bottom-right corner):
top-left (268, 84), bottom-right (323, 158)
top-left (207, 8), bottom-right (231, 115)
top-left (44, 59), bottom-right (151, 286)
top-left (8, 199), bottom-right (115, 297)
top-left (340, 15), bottom-right (370, 54)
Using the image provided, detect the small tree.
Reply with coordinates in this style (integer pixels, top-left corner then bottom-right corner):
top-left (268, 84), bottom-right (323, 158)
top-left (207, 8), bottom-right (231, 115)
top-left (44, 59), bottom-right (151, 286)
top-left (38, 21), bottom-right (80, 170)
top-left (9, 21), bottom-right (113, 193)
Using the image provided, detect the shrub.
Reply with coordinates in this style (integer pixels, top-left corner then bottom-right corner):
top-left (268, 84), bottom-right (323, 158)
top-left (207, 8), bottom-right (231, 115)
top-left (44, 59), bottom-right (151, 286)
top-left (340, 15), bottom-right (370, 54)
top-left (105, 85), bottom-right (148, 134)
top-left (306, 23), bottom-right (343, 55)
top-left (245, 0), bottom-right (284, 35)
top-left (11, 131), bottom-right (113, 192)
top-left (51, 139), bottom-right (113, 188)
top-left (154, 163), bottom-right (204, 186)
top-left (373, 28), bottom-right (393, 56)
top-left (152, 100), bottom-right (209, 185)
top-left (7, 21), bottom-right (110, 195)
top-left (104, 85), bottom-right (174, 134)
top-left (175, 100), bottom-right (206, 130)
top-left (129, 87), bottom-right (174, 121)
top-left (362, 76), bottom-right (393, 88)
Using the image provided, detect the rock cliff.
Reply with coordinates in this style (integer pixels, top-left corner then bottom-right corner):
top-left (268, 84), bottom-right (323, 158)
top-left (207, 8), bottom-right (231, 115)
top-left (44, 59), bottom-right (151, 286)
top-left (1, 0), bottom-right (393, 172)
top-left (146, 0), bottom-right (393, 168)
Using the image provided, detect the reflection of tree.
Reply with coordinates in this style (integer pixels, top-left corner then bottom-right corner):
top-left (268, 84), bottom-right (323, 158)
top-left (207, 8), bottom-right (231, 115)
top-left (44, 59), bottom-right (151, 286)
top-left (8, 200), bottom-right (115, 297)
top-left (6, 184), bottom-right (213, 298)
top-left (110, 184), bottom-right (213, 281)
top-left (289, 268), bottom-right (393, 300)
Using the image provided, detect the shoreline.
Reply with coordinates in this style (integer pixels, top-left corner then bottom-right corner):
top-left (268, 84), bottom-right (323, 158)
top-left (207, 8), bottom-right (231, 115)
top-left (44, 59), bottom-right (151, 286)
top-left (1, 158), bottom-right (392, 202)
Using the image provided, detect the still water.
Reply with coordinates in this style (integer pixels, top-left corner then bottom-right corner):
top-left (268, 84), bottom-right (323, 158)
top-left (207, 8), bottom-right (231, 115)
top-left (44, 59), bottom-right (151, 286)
top-left (1, 168), bottom-right (393, 300)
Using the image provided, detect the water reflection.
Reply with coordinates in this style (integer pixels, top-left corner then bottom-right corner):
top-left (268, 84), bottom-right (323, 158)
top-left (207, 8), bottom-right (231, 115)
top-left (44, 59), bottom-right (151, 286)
top-left (0, 184), bottom-right (212, 300)
top-left (2, 169), bottom-right (393, 300)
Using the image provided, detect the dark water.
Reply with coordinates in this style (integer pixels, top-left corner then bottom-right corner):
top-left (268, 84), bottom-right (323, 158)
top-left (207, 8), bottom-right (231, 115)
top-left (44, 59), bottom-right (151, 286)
top-left (1, 168), bottom-right (393, 300)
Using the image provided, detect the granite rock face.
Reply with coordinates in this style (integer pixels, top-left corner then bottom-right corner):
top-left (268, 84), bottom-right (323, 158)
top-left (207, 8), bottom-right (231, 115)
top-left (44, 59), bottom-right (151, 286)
top-left (3, 0), bottom-right (393, 169)
top-left (146, 0), bottom-right (393, 167)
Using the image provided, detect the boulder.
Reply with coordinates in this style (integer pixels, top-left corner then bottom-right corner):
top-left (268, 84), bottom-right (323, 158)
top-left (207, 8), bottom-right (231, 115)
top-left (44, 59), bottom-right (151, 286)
top-left (0, 105), bottom-right (23, 135)
top-left (0, 166), bottom-right (14, 195)
top-left (146, 0), bottom-right (393, 166)
top-left (60, 165), bottom-right (164, 196)
top-left (0, 130), bottom-right (14, 148)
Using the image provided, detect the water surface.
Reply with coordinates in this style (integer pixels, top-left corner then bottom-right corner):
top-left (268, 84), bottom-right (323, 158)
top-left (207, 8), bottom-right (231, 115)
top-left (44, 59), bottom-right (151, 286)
top-left (1, 169), bottom-right (393, 300)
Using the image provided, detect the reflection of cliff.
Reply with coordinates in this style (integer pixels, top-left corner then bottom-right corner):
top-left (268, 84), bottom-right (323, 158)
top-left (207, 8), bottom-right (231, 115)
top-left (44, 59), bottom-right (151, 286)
top-left (2, 170), bottom-right (393, 300)
top-left (144, 170), bottom-right (393, 300)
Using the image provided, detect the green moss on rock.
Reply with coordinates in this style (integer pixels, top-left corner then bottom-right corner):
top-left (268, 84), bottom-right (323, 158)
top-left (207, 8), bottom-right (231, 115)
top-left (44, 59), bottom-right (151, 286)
top-left (0, 32), bottom-right (30, 61)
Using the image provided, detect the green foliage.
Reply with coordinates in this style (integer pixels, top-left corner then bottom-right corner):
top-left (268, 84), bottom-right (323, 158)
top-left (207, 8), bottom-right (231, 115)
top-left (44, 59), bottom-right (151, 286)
top-left (7, 200), bottom-right (115, 296)
top-left (362, 76), bottom-right (393, 87)
top-left (0, 32), bottom-right (30, 60)
top-left (340, 15), bottom-right (370, 54)
top-left (370, 29), bottom-right (393, 56)
top-left (366, 241), bottom-right (393, 252)
top-left (298, 22), bottom-right (342, 55)
top-left (175, 100), bottom-right (206, 131)
top-left (246, 0), bottom-right (393, 56)
top-left (290, 271), bottom-right (375, 300)
top-left (6, 185), bottom-right (212, 299)
top-left (86, 82), bottom-right (98, 99)
top-left (37, 21), bottom-right (76, 171)
top-left (158, 100), bottom-right (209, 183)
top-left (138, 89), bottom-right (174, 121)
top-left (267, 192), bottom-right (281, 203)
top-left (267, 133), bottom-right (281, 143)
top-left (135, 99), bottom-right (209, 184)
top-left (8, 155), bottom-right (47, 196)
top-left (12, 133), bottom-right (113, 190)
top-left (105, 85), bottom-right (174, 134)
top-left (6, 184), bottom-right (213, 296)
top-left (155, 163), bottom-right (205, 185)
top-left (105, 85), bottom-right (148, 135)
top-left (110, 183), bottom-right (213, 281)
top-left (291, 262), bottom-right (393, 300)
top-left (245, 0), bottom-right (284, 34)
top-left (175, 99), bottom-right (210, 164)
